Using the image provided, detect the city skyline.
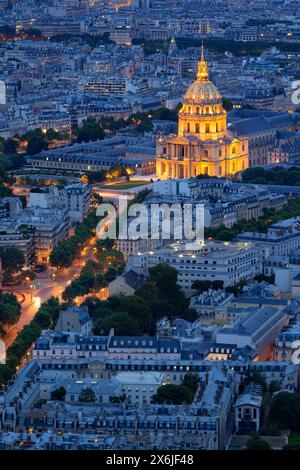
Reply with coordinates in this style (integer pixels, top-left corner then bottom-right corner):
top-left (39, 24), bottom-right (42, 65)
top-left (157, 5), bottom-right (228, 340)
top-left (1, 0), bottom-right (300, 457)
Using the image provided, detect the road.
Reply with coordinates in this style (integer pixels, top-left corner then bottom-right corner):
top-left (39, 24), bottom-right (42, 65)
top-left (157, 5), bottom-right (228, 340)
top-left (2, 240), bottom-right (97, 349)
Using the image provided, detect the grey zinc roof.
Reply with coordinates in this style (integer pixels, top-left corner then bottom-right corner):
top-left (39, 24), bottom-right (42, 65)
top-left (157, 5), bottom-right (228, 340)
top-left (230, 116), bottom-right (273, 135)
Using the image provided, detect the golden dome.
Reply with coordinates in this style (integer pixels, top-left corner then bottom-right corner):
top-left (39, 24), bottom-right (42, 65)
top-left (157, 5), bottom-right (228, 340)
top-left (183, 44), bottom-right (222, 105)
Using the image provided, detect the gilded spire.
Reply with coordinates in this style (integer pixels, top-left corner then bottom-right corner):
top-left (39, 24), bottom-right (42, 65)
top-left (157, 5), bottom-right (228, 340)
top-left (197, 42), bottom-right (209, 82)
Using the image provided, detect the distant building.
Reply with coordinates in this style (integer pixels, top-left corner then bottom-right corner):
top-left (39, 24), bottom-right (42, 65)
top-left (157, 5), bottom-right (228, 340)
top-left (55, 306), bottom-right (92, 336)
top-left (216, 306), bottom-right (288, 361)
top-left (108, 270), bottom-right (145, 297)
top-left (114, 371), bottom-right (164, 405)
top-left (238, 216), bottom-right (300, 262)
top-left (126, 241), bottom-right (262, 294)
top-left (235, 383), bottom-right (262, 433)
top-left (65, 183), bottom-right (91, 223)
top-left (276, 317), bottom-right (300, 365)
top-left (156, 46), bottom-right (249, 179)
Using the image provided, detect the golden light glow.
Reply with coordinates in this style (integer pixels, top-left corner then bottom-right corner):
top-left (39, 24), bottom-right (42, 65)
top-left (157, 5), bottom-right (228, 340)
top-left (156, 45), bottom-right (249, 179)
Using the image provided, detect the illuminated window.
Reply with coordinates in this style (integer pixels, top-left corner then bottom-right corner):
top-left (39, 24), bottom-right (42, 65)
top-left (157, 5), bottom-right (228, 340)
top-left (205, 124), bottom-right (210, 133)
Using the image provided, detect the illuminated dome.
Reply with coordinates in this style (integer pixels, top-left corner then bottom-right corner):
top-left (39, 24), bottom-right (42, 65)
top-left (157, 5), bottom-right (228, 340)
top-left (183, 45), bottom-right (222, 105)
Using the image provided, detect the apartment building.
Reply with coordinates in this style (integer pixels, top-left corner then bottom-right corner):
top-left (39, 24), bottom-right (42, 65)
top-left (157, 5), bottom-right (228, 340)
top-left (126, 241), bottom-right (263, 294)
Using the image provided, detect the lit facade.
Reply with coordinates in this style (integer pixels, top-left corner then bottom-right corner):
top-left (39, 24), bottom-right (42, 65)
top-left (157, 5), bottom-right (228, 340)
top-left (156, 46), bottom-right (249, 179)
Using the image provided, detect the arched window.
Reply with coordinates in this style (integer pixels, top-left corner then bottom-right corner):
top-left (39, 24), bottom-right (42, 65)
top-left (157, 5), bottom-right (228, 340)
top-left (196, 107), bottom-right (199, 114)
top-left (205, 107), bottom-right (210, 114)
top-left (187, 122), bottom-right (190, 132)
top-left (205, 123), bottom-right (210, 133)
top-left (195, 123), bottom-right (200, 133)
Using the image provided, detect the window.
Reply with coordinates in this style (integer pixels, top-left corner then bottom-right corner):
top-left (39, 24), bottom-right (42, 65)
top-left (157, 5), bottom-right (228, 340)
top-left (195, 123), bottom-right (200, 133)
top-left (187, 122), bottom-right (190, 132)
top-left (205, 124), bottom-right (210, 133)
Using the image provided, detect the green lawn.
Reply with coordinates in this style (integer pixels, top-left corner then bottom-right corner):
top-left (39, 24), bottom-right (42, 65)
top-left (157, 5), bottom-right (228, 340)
top-left (288, 433), bottom-right (300, 446)
top-left (102, 180), bottom-right (150, 190)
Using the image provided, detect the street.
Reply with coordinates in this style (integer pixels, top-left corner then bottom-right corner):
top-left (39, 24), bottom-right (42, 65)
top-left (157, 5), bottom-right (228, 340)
top-left (2, 239), bottom-right (97, 349)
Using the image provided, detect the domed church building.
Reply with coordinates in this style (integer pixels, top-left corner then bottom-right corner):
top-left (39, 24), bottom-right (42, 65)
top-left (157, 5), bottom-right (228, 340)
top-left (156, 45), bottom-right (249, 179)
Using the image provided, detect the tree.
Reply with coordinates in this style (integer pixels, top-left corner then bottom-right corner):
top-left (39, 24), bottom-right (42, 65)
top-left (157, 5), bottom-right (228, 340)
top-left (247, 436), bottom-right (271, 450)
top-left (212, 280), bottom-right (224, 290)
top-left (191, 280), bottom-right (212, 293)
top-left (222, 98), bottom-right (233, 112)
top-left (135, 263), bottom-right (192, 323)
top-left (96, 238), bottom-right (115, 252)
top-left (79, 387), bottom-right (97, 402)
top-left (46, 128), bottom-right (63, 142)
top-left (26, 135), bottom-right (48, 155)
top-left (3, 138), bottom-right (17, 154)
top-left (76, 118), bottom-right (105, 143)
top-left (88, 170), bottom-right (106, 184)
top-left (225, 279), bottom-right (248, 296)
top-left (269, 392), bottom-right (300, 431)
top-left (50, 387), bottom-right (66, 401)
top-left (0, 246), bottom-right (25, 278)
top-left (117, 295), bottom-right (153, 334)
top-left (151, 384), bottom-right (194, 405)
top-left (182, 373), bottom-right (200, 393)
top-left (0, 291), bottom-right (21, 335)
top-left (103, 311), bottom-right (140, 335)
top-left (242, 371), bottom-right (267, 392)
